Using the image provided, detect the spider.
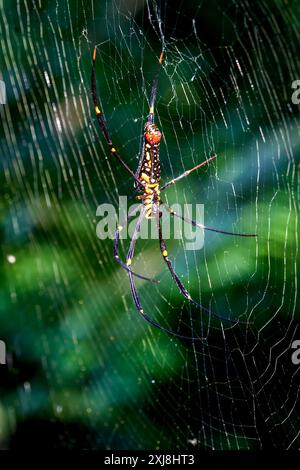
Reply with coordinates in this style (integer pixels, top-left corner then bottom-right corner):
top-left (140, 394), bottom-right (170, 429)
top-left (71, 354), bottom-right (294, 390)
top-left (92, 47), bottom-right (256, 340)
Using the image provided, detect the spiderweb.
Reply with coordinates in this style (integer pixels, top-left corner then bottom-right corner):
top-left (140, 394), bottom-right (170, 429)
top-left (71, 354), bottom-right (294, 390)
top-left (0, 0), bottom-right (299, 450)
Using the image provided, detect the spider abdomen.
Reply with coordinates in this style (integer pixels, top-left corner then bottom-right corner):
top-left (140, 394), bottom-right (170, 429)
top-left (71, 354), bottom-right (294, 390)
top-left (137, 127), bottom-right (161, 218)
top-left (137, 121), bottom-right (161, 183)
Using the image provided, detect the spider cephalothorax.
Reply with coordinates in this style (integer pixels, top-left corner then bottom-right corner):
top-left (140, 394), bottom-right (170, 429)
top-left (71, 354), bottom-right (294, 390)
top-left (144, 123), bottom-right (162, 144)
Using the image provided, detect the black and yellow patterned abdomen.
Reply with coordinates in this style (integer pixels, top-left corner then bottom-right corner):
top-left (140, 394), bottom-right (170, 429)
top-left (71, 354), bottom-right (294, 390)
top-left (136, 123), bottom-right (162, 218)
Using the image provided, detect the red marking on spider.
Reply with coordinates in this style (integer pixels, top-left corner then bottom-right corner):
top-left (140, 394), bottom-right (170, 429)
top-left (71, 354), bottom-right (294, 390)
top-left (145, 132), bottom-right (161, 144)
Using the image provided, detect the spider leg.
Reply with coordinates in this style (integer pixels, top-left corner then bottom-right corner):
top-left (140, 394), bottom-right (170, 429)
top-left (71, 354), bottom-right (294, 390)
top-left (125, 209), bottom-right (201, 340)
top-left (147, 49), bottom-right (164, 124)
top-left (163, 204), bottom-right (257, 237)
top-left (128, 272), bottom-right (203, 341)
top-left (160, 155), bottom-right (217, 191)
top-left (91, 47), bottom-right (145, 190)
top-left (125, 206), bottom-right (148, 269)
top-left (114, 208), bottom-right (159, 284)
top-left (157, 211), bottom-right (249, 325)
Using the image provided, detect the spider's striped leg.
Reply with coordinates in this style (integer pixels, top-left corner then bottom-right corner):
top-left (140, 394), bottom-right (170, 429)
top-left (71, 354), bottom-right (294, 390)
top-left (157, 211), bottom-right (248, 324)
top-left (91, 47), bottom-right (145, 190)
top-left (160, 155), bottom-right (217, 191)
top-left (163, 204), bottom-right (257, 237)
top-left (114, 209), bottom-right (159, 284)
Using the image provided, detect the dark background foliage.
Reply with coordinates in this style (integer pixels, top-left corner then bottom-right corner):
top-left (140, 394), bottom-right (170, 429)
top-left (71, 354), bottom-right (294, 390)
top-left (0, 0), bottom-right (299, 449)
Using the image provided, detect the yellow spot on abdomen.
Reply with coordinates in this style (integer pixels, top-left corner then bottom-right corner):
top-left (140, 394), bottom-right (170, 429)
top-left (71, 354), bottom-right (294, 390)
top-left (95, 106), bottom-right (101, 115)
top-left (126, 258), bottom-right (132, 266)
top-left (141, 173), bottom-right (150, 183)
top-left (162, 250), bottom-right (168, 257)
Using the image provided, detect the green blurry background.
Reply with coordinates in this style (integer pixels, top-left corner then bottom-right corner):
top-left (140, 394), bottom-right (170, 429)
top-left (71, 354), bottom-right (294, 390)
top-left (0, 0), bottom-right (299, 449)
